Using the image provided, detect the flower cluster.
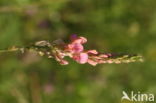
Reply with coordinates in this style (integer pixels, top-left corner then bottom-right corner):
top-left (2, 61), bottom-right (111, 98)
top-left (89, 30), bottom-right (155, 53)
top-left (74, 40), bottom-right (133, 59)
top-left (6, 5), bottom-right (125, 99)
top-left (1, 34), bottom-right (142, 66)
top-left (49, 34), bottom-right (143, 66)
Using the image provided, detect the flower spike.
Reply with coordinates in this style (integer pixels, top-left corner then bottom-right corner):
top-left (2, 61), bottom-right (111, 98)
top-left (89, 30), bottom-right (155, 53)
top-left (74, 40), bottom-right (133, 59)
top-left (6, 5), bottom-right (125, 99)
top-left (0, 34), bottom-right (143, 66)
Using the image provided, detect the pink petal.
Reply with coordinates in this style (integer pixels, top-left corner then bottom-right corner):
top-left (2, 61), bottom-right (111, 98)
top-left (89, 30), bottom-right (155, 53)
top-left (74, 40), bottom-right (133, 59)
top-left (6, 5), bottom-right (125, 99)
top-left (53, 51), bottom-right (68, 65)
top-left (98, 60), bottom-right (106, 64)
top-left (79, 37), bottom-right (87, 44)
top-left (87, 59), bottom-right (97, 66)
top-left (67, 43), bottom-right (84, 53)
top-left (87, 50), bottom-right (98, 55)
top-left (73, 53), bottom-right (88, 64)
top-left (99, 54), bottom-right (109, 58)
top-left (72, 37), bottom-right (87, 44)
top-left (60, 60), bottom-right (69, 65)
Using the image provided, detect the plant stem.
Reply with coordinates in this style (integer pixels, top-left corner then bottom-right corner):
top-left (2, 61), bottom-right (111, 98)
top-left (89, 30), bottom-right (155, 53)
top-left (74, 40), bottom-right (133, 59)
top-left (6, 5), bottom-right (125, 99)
top-left (0, 47), bottom-right (23, 53)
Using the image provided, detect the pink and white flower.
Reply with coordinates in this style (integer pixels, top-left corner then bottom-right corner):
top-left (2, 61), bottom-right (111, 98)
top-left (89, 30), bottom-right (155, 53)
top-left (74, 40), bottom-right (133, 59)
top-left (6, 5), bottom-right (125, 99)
top-left (73, 53), bottom-right (88, 64)
top-left (52, 34), bottom-right (113, 66)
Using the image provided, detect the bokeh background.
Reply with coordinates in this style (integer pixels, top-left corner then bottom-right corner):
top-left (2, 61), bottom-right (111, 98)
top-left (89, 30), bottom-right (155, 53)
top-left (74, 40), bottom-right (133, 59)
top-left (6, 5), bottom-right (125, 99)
top-left (0, 0), bottom-right (156, 103)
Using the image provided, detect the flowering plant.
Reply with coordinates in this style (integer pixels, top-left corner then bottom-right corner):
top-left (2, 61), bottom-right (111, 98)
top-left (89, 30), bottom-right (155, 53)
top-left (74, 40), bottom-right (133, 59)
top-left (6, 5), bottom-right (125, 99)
top-left (0, 34), bottom-right (143, 66)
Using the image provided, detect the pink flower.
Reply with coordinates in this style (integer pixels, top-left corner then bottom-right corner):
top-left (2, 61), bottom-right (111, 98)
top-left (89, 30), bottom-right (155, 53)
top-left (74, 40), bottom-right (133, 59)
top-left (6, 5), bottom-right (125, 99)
top-left (87, 50), bottom-right (98, 55)
top-left (87, 59), bottom-right (97, 66)
top-left (70, 34), bottom-right (87, 44)
top-left (52, 34), bottom-right (119, 66)
top-left (72, 37), bottom-right (87, 44)
top-left (65, 34), bottom-right (87, 54)
top-left (53, 50), bottom-right (69, 65)
top-left (49, 34), bottom-right (141, 66)
top-left (73, 53), bottom-right (88, 64)
top-left (99, 54), bottom-right (109, 58)
top-left (66, 43), bottom-right (84, 53)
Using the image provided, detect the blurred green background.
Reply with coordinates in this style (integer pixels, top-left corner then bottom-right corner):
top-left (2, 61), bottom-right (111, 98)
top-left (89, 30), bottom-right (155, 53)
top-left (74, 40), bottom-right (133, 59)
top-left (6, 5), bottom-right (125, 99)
top-left (0, 0), bottom-right (156, 103)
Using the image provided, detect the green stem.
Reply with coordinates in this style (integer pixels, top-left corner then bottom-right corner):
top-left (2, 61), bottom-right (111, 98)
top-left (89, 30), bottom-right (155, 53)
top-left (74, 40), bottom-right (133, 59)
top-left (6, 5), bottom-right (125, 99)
top-left (0, 47), bottom-right (23, 53)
